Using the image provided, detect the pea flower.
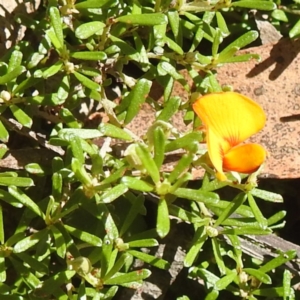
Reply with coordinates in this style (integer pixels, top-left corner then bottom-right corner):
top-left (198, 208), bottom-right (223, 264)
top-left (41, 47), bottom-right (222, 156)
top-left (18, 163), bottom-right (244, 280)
top-left (193, 92), bottom-right (267, 181)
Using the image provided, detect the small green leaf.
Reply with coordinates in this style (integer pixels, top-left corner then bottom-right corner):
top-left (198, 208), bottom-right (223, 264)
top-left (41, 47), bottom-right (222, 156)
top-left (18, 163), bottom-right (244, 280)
top-left (157, 96), bottom-right (181, 122)
top-left (290, 19), bottom-right (300, 38)
top-left (168, 10), bottom-right (182, 46)
top-left (98, 123), bottom-right (132, 140)
top-left (74, 71), bottom-right (100, 90)
top-left (71, 51), bottom-right (107, 61)
top-left (259, 250), bottom-right (296, 274)
top-left (231, 0), bottom-right (276, 10)
top-left (184, 227), bottom-right (207, 267)
top-left (247, 193), bottom-right (268, 229)
top-left (8, 50), bottom-right (23, 73)
top-left (25, 163), bottom-right (46, 175)
top-left (267, 210), bottom-right (286, 226)
top-left (49, 7), bottom-right (64, 48)
top-left (70, 135), bottom-right (84, 164)
top-left (0, 188), bottom-right (23, 207)
top-left (0, 66), bottom-right (25, 84)
top-left (50, 224), bottom-right (66, 258)
top-left (0, 205), bottom-right (3, 244)
top-left (40, 61), bottom-right (63, 78)
top-left (158, 62), bottom-right (189, 91)
top-left (27, 52), bottom-right (45, 69)
top-left (283, 269), bottom-right (293, 300)
top-left (272, 9), bottom-right (289, 22)
top-left (252, 287), bottom-right (284, 297)
top-left (65, 225), bottom-right (102, 247)
top-left (135, 144), bottom-right (160, 184)
top-left (220, 31), bottom-right (258, 58)
top-left (215, 271), bottom-right (237, 290)
top-left (75, 21), bottom-right (106, 39)
top-left (101, 235), bottom-right (113, 278)
top-left (59, 128), bottom-right (102, 139)
top-left (192, 267), bottom-right (220, 287)
top-left (46, 28), bottom-right (63, 51)
top-left (101, 166), bottom-right (126, 186)
top-left (212, 28), bottom-right (222, 58)
top-left (152, 126), bottom-right (165, 169)
top-left (117, 79), bottom-right (152, 125)
top-left (211, 238), bottom-right (226, 276)
top-left (157, 198), bottom-right (170, 238)
top-left (204, 289), bottom-right (219, 300)
top-left (116, 13), bottom-right (167, 26)
top-left (243, 268), bottom-right (272, 284)
top-left (121, 176), bottom-right (154, 192)
top-left (8, 186), bottom-right (43, 218)
top-left (226, 234), bottom-right (242, 268)
top-left (0, 257), bottom-right (6, 283)
top-left (165, 132), bottom-right (203, 152)
top-left (169, 204), bottom-right (204, 224)
top-left (0, 145), bottom-right (7, 159)
top-left (104, 269), bottom-right (151, 285)
top-left (214, 193), bottom-right (246, 227)
top-left (133, 32), bottom-right (149, 69)
top-left (128, 239), bottom-right (158, 248)
top-left (10, 104), bottom-right (32, 128)
top-left (128, 249), bottom-right (170, 269)
top-left (216, 11), bottom-right (229, 36)
top-left (172, 188), bottom-right (219, 205)
top-left (104, 214), bottom-right (119, 240)
top-left (59, 108), bottom-right (80, 128)
top-left (221, 227), bottom-right (272, 235)
top-left (57, 74), bottom-right (70, 101)
top-left (78, 66), bottom-right (101, 77)
top-left (75, 0), bottom-right (117, 9)
top-left (104, 253), bottom-right (132, 281)
top-left (251, 188), bottom-right (283, 202)
top-left (71, 158), bottom-right (93, 186)
top-left (164, 36), bottom-right (184, 55)
top-left (168, 153), bottom-right (193, 184)
top-left (98, 184), bottom-right (128, 203)
top-left (109, 35), bottom-right (140, 61)
top-left (0, 121), bottom-right (9, 142)
top-left (14, 228), bottom-right (48, 253)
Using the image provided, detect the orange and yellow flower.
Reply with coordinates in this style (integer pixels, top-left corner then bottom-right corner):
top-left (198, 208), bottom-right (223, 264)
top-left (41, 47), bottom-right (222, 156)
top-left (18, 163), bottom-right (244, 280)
top-left (193, 92), bottom-right (267, 181)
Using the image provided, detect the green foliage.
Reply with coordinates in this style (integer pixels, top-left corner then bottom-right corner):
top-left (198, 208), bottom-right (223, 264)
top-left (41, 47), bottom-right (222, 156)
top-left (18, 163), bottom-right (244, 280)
top-left (0, 0), bottom-right (294, 299)
top-left (271, 0), bottom-right (300, 38)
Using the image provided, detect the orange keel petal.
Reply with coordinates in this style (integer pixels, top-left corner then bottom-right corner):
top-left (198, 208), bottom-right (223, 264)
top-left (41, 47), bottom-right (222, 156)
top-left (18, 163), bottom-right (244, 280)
top-left (223, 143), bottom-right (267, 174)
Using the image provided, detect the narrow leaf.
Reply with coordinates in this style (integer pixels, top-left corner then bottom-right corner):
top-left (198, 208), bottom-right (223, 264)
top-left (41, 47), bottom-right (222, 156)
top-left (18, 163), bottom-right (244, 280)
top-left (8, 186), bottom-right (43, 218)
top-left (157, 198), bottom-right (170, 238)
top-left (135, 144), bottom-right (160, 184)
top-left (214, 193), bottom-right (246, 227)
top-left (71, 51), bottom-right (107, 61)
top-left (14, 228), bottom-right (48, 253)
top-left (128, 249), bottom-right (170, 270)
top-left (172, 188), bottom-right (219, 205)
top-left (10, 104), bottom-right (32, 128)
top-left (49, 7), bottom-right (64, 48)
top-left (104, 269), bottom-right (151, 285)
top-left (116, 13), bottom-right (167, 26)
top-left (243, 268), bottom-right (272, 284)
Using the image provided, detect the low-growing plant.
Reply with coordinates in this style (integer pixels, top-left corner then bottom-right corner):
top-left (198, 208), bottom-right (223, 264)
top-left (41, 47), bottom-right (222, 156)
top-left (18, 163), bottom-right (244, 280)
top-left (0, 0), bottom-right (296, 299)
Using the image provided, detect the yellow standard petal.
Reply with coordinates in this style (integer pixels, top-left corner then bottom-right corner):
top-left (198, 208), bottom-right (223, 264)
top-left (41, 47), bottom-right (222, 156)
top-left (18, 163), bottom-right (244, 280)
top-left (193, 92), bottom-right (266, 180)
